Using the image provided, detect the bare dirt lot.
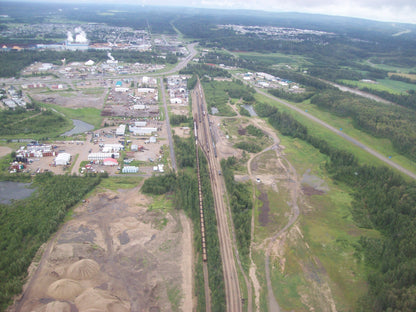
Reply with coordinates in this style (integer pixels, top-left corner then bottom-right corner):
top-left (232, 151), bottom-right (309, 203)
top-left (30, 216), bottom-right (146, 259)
top-left (9, 183), bottom-right (193, 312)
top-left (30, 91), bottom-right (106, 109)
top-left (0, 146), bottom-right (12, 158)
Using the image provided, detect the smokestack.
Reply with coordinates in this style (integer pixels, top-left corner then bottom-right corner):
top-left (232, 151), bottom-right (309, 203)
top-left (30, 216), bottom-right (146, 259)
top-left (67, 31), bottom-right (74, 42)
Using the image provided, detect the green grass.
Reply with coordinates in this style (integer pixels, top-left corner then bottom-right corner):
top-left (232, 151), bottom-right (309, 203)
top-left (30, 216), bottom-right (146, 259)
top-left (167, 285), bottom-right (182, 312)
top-left (338, 79), bottom-right (416, 93)
top-left (147, 194), bottom-right (173, 230)
top-left (262, 132), bottom-right (378, 311)
top-left (98, 176), bottom-right (141, 190)
top-left (362, 59), bottom-right (416, 74)
top-left (38, 102), bottom-right (103, 129)
top-left (275, 98), bottom-right (416, 175)
top-left (252, 249), bottom-right (268, 312)
top-left (235, 51), bottom-right (311, 68)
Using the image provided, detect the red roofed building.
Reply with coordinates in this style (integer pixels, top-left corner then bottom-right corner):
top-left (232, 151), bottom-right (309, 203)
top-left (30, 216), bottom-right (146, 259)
top-left (103, 158), bottom-right (118, 166)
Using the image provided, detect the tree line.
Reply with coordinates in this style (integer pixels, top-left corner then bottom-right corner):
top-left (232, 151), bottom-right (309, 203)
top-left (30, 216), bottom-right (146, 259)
top-left (220, 157), bottom-right (252, 268)
top-left (0, 172), bottom-right (104, 310)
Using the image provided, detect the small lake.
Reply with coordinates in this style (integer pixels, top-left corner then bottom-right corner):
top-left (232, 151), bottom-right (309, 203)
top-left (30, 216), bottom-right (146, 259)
top-left (242, 105), bottom-right (257, 117)
top-left (61, 119), bottom-right (94, 136)
top-left (0, 181), bottom-right (36, 204)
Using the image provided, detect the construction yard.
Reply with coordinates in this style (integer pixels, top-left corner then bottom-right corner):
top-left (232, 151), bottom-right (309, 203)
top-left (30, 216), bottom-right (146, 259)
top-left (9, 182), bottom-right (193, 312)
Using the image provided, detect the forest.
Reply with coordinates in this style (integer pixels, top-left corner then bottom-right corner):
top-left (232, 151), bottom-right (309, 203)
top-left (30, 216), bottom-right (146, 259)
top-left (0, 173), bottom-right (103, 310)
top-left (199, 79), bottom-right (255, 116)
top-left (254, 100), bottom-right (416, 311)
top-left (220, 157), bottom-right (252, 268)
top-left (310, 90), bottom-right (416, 160)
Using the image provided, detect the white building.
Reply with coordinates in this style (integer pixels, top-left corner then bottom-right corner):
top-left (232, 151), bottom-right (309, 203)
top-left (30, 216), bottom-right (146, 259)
top-left (115, 87), bottom-right (129, 93)
top-left (116, 125), bottom-right (126, 136)
top-left (88, 153), bottom-right (119, 161)
top-left (102, 144), bottom-right (124, 153)
top-left (135, 121), bottom-right (147, 127)
top-left (137, 88), bottom-right (156, 93)
top-left (170, 98), bottom-right (183, 104)
top-left (54, 153), bottom-right (71, 166)
top-left (129, 126), bottom-right (157, 136)
top-left (132, 104), bottom-right (147, 110)
top-left (122, 166), bottom-right (139, 173)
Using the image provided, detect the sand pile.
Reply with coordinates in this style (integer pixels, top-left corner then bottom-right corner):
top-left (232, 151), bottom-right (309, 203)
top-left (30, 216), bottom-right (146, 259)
top-left (75, 288), bottom-right (129, 312)
top-left (67, 259), bottom-right (100, 280)
top-left (47, 279), bottom-right (84, 300)
top-left (45, 301), bottom-right (71, 312)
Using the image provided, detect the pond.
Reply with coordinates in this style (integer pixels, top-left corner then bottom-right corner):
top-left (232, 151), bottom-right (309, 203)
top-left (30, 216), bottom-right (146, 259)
top-left (242, 104), bottom-right (257, 117)
top-left (0, 181), bottom-right (36, 204)
top-left (61, 119), bottom-right (94, 136)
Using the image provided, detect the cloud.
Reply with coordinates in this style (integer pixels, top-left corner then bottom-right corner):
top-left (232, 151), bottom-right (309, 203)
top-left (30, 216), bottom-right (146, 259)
top-left (13, 0), bottom-right (416, 24)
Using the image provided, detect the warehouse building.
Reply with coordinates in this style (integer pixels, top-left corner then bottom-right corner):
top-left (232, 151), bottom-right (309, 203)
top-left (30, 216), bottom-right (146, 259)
top-left (54, 153), bottom-right (71, 166)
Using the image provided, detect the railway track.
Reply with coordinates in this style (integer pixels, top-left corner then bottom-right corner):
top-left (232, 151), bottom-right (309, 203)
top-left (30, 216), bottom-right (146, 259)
top-left (193, 81), bottom-right (242, 312)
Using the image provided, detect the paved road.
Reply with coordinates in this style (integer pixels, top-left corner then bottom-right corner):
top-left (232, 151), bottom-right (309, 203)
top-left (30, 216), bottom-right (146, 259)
top-left (159, 77), bottom-right (177, 172)
top-left (256, 88), bottom-right (416, 180)
top-left (156, 42), bottom-right (198, 76)
top-left (322, 79), bottom-right (394, 105)
top-left (194, 82), bottom-right (242, 312)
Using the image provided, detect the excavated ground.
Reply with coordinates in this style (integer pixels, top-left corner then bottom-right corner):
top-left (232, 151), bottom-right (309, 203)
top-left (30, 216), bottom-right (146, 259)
top-left (9, 184), bottom-right (193, 312)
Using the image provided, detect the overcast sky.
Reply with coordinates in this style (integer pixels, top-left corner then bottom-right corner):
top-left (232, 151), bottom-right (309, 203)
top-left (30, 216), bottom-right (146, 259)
top-left (12, 0), bottom-right (416, 24)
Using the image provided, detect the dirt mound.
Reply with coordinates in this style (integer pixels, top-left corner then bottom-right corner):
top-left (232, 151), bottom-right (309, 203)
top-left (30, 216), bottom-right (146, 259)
top-left (47, 279), bottom-right (84, 300)
top-left (75, 288), bottom-right (128, 312)
top-left (45, 301), bottom-right (71, 312)
top-left (108, 302), bottom-right (130, 312)
top-left (67, 259), bottom-right (100, 280)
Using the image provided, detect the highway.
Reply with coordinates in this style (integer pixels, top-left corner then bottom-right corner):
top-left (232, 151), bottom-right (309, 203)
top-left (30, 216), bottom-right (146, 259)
top-left (193, 81), bottom-right (242, 312)
top-left (256, 88), bottom-right (416, 180)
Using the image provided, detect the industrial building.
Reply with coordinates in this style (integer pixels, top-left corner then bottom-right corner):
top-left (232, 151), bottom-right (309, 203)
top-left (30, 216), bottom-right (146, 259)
top-left (103, 158), bottom-right (118, 166)
top-left (122, 166), bottom-right (139, 173)
top-left (88, 153), bottom-right (120, 161)
top-left (116, 125), bottom-right (126, 136)
top-left (54, 153), bottom-right (71, 166)
top-left (129, 126), bottom-right (157, 136)
top-left (102, 144), bottom-right (124, 153)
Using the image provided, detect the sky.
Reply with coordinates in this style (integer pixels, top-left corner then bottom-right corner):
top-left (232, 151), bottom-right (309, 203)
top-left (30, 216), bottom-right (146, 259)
top-left (12, 0), bottom-right (416, 24)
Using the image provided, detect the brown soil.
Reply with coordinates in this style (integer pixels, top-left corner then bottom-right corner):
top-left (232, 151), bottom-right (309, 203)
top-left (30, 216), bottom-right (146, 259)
top-left (30, 92), bottom-right (105, 109)
top-left (0, 146), bottom-right (12, 158)
top-left (258, 190), bottom-right (270, 227)
top-left (9, 184), bottom-right (193, 312)
top-left (302, 185), bottom-right (325, 196)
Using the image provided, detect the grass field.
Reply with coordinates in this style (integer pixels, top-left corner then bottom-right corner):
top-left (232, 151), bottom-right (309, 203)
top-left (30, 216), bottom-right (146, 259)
top-left (38, 102), bottom-right (103, 129)
top-left (338, 79), bottom-right (416, 94)
top-left (97, 176), bottom-right (142, 191)
top-left (388, 72), bottom-right (416, 82)
top-left (363, 59), bottom-right (416, 73)
top-left (254, 93), bottom-right (416, 179)
top-left (253, 131), bottom-right (378, 311)
top-left (235, 52), bottom-right (311, 68)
